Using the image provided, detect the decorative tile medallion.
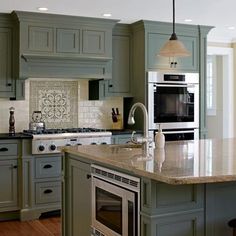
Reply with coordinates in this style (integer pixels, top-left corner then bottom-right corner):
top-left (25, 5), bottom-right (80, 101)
top-left (30, 81), bottom-right (78, 128)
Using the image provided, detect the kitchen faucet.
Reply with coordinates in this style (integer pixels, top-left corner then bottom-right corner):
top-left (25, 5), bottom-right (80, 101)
top-left (128, 102), bottom-right (152, 157)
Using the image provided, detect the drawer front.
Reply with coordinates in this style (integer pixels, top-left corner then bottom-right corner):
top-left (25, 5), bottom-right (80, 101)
top-left (35, 156), bottom-right (61, 179)
top-left (0, 143), bottom-right (18, 156)
top-left (35, 181), bottom-right (61, 205)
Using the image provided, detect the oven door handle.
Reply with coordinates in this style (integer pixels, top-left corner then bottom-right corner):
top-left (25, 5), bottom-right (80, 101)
top-left (154, 84), bottom-right (195, 88)
top-left (163, 130), bottom-right (194, 134)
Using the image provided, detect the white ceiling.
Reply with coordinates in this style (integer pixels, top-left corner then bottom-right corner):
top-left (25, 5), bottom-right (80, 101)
top-left (2, 0), bottom-right (236, 42)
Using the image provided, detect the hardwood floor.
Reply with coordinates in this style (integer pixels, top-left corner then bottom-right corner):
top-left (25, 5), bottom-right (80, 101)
top-left (0, 217), bottom-right (61, 236)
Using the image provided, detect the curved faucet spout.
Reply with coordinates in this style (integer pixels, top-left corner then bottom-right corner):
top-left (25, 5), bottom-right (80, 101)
top-left (127, 102), bottom-right (150, 156)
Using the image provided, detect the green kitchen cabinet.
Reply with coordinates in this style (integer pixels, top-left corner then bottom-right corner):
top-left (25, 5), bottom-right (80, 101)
top-left (0, 159), bottom-right (18, 211)
top-left (130, 20), bottom-right (213, 138)
top-left (89, 24), bottom-right (133, 99)
top-left (0, 14), bottom-right (15, 98)
top-left (106, 24), bottom-right (133, 97)
top-left (0, 140), bottom-right (20, 212)
top-left (63, 155), bottom-right (91, 236)
top-left (147, 32), bottom-right (198, 71)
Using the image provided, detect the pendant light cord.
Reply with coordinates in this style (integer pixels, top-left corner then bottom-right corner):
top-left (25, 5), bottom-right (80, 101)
top-left (173, 0), bottom-right (175, 34)
top-left (170, 0), bottom-right (177, 40)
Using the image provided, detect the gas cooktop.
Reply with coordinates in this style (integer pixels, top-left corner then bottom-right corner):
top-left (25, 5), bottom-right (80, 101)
top-left (23, 127), bottom-right (108, 135)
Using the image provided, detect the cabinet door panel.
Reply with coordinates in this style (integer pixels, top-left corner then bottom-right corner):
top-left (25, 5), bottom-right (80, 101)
top-left (56, 28), bottom-right (80, 53)
top-left (28, 26), bottom-right (54, 52)
top-left (0, 159), bottom-right (18, 210)
top-left (0, 28), bottom-right (13, 93)
top-left (147, 33), bottom-right (198, 71)
top-left (66, 158), bottom-right (91, 236)
top-left (82, 29), bottom-right (105, 54)
top-left (108, 35), bottom-right (131, 94)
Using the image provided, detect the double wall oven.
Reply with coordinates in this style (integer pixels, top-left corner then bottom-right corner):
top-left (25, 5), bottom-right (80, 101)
top-left (148, 71), bottom-right (199, 141)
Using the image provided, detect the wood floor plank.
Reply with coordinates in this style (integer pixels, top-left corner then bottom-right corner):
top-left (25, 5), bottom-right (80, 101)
top-left (0, 217), bottom-right (61, 236)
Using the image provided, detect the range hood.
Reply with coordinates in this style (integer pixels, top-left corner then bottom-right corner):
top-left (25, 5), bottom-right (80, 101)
top-left (12, 11), bottom-right (118, 80)
top-left (20, 54), bottom-right (112, 79)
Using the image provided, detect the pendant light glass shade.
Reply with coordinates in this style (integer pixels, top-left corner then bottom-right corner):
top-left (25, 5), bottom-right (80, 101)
top-left (159, 0), bottom-right (190, 58)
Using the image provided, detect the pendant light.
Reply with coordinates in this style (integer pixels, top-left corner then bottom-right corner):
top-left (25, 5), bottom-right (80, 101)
top-left (159, 0), bottom-right (190, 58)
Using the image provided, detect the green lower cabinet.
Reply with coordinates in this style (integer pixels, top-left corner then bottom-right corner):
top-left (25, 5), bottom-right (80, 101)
top-left (0, 159), bottom-right (18, 212)
top-left (141, 211), bottom-right (204, 236)
top-left (205, 182), bottom-right (236, 236)
top-left (63, 156), bottom-right (91, 236)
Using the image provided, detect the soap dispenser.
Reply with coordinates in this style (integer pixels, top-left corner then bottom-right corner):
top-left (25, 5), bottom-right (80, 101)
top-left (155, 124), bottom-right (165, 149)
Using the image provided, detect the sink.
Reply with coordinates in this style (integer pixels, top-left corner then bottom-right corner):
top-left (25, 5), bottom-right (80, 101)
top-left (110, 143), bottom-right (142, 150)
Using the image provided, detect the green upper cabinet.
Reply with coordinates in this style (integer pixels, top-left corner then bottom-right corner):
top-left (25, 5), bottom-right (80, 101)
top-left (0, 14), bottom-right (15, 98)
top-left (106, 24), bottom-right (132, 97)
top-left (89, 24), bottom-right (133, 99)
top-left (147, 32), bottom-right (198, 71)
top-left (131, 20), bottom-right (201, 72)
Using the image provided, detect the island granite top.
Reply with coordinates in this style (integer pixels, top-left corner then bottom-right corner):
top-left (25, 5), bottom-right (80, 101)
top-left (61, 138), bottom-right (236, 185)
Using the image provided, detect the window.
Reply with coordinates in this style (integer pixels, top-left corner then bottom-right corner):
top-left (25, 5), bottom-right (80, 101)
top-left (206, 55), bottom-right (217, 116)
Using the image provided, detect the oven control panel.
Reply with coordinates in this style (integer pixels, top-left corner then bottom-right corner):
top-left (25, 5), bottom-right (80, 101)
top-left (32, 136), bottom-right (111, 154)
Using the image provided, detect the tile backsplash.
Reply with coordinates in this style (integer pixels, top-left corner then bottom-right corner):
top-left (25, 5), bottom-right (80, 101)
top-left (30, 80), bottom-right (78, 128)
top-left (0, 79), bottom-right (123, 132)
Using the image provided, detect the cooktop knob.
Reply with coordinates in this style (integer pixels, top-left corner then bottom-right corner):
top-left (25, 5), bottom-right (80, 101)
top-left (66, 144), bottom-right (71, 146)
top-left (38, 145), bottom-right (45, 152)
top-left (91, 142), bottom-right (97, 145)
top-left (50, 144), bottom-right (56, 151)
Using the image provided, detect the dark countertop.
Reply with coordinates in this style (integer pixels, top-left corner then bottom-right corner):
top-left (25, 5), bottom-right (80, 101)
top-left (108, 129), bottom-right (143, 135)
top-left (0, 133), bottom-right (33, 139)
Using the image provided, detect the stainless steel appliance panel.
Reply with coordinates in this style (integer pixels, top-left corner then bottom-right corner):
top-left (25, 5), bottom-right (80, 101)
top-left (148, 71), bottom-right (199, 130)
top-left (91, 165), bottom-right (140, 236)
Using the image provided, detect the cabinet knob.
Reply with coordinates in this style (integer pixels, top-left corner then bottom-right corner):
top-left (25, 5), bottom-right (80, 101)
top-left (109, 84), bottom-right (113, 88)
top-left (13, 165), bottom-right (18, 169)
top-left (6, 83), bottom-right (12, 87)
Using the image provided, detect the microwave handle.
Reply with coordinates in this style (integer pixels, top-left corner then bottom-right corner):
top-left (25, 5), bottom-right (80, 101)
top-left (163, 130), bottom-right (194, 134)
top-left (154, 84), bottom-right (195, 88)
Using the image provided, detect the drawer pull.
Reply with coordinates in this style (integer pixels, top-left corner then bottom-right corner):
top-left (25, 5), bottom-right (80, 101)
top-left (0, 147), bottom-right (8, 152)
top-left (43, 164), bottom-right (53, 169)
top-left (44, 189), bottom-right (53, 194)
top-left (87, 174), bottom-right (91, 179)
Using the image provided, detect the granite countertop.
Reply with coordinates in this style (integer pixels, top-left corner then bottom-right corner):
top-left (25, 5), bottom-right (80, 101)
top-left (0, 133), bottom-right (33, 139)
top-left (62, 138), bottom-right (236, 185)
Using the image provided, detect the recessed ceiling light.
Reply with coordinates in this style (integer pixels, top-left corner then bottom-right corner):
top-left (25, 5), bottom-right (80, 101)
top-left (37, 7), bottom-right (48, 12)
top-left (184, 19), bottom-right (192, 22)
top-left (102, 13), bottom-right (112, 17)
top-left (228, 26), bottom-right (235, 30)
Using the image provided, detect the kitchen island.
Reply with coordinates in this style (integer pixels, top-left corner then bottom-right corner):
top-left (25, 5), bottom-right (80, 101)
top-left (61, 138), bottom-right (236, 236)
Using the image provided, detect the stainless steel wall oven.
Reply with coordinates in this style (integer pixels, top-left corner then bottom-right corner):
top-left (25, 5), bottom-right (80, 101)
top-left (91, 164), bottom-right (140, 236)
top-left (148, 71), bottom-right (199, 131)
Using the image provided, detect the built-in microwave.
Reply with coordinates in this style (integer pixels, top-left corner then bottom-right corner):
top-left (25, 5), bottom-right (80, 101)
top-left (148, 71), bottom-right (199, 130)
top-left (91, 165), bottom-right (140, 236)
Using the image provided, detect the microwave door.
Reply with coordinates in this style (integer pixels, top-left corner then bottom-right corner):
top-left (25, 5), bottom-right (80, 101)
top-left (92, 177), bottom-right (136, 236)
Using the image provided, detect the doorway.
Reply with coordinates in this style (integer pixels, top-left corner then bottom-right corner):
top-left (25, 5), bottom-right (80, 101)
top-left (206, 46), bottom-right (234, 139)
